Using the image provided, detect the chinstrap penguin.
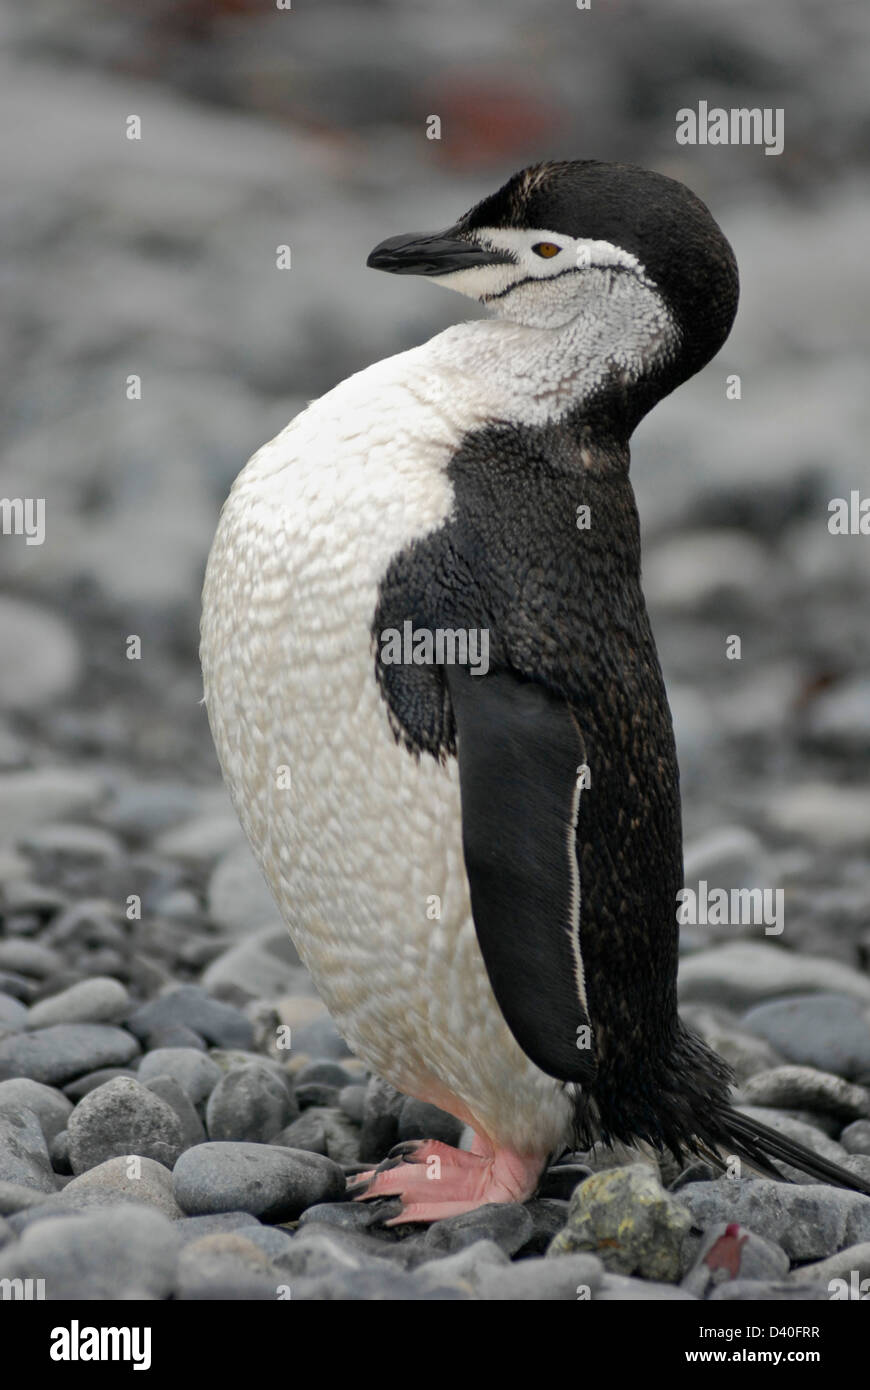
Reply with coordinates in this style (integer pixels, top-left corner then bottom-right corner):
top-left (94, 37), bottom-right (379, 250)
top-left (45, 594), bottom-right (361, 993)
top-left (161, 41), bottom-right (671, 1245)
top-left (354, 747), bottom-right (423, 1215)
top-left (201, 160), bottom-right (870, 1220)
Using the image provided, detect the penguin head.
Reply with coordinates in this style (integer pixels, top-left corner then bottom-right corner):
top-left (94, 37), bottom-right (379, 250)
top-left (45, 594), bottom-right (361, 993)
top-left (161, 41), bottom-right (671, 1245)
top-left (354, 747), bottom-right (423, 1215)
top-left (368, 159), bottom-right (738, 393)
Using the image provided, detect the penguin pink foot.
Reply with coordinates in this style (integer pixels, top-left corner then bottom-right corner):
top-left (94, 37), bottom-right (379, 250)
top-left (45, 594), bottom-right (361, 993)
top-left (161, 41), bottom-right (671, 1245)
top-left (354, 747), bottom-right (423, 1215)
top-left (347, 1136), bottom-right (544, 1224)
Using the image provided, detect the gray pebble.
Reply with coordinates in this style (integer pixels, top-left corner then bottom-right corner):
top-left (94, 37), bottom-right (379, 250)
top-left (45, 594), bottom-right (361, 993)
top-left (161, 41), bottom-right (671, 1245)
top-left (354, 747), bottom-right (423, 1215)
top-left (397, 1097), bottom-right (464, 1148)
top-left (0, 1078), bottom-right (72, 1141)
top-left (789, 1241), bottom-right (870, 1291)
top-left (127, 985), bottom-right (253, 1050)
top-left (207, 848), bottom-right (287, 937)
top-left (206, 1063), bottom-right (298, 1143)
top-left (742, 993), bottom-right (870, 1082)
top-left (841, 1120), bottom-right (870, 1156)
top-left (63, 1067), bottom-right (139, 1101)
top-left (274, 1107), bottom-right (359, 1164)
top-left (136, 1047), bottom-right (222, 1106)
top-left (0, 1106), bottom-right (58, 1192)
top-left (0, 939), bottom-right (63, 979)
top-left (172, 1142), bottom-right (345, 1220)
top-left (741, 1065), bottom-right (870, 1123)
top-left (0, 598), bottom-right (82, 709)
top-left (424, 1202), bottom-right (534, 1257)
top-left (676, 1179), bottom-right (870, 1261)
top-left (293, 1012), bottom-right (353, 1062)
top-left (291, 1265), bottom-right (468, 1300)
top-left (175, 1232), bottom-right (280, 1299)
top-left (297, 1200), bottom-right (402, 1236)
top-left (0, 769), bottom-right (105, 844)
top-left (338, 1083), bottom-right (366, 1124)
top-left (0, 1024), bottom-right (140, 1085)
top-left (231, 1223), bottom-right (293, 1263)
top-left (67, 1075), bottom-right (187, 1173)
top-left (0, 994), bottom-right (28, 1032)
top-left (142, 1074), bottom-right (206, 1147)
top-left (202, 927), bottom-right (313, 1003)
top-left (25, 976), bottom-right (130, 1030)
top-left (55, 1155), bottom-right (184, 1220)
top-left (269, 1225), bottom-right (385, 1280)
top-left (678, 943), bottom-right (870, 1010)
top-left (0, 1205), bottom-right (179, 1299)
top-left (474, 1251), bottom-right (605, 1300)
top-left (0, 972), bottom-right (38, 1003)
top-left (359, 1074), bottom-right (404, 1162)
top-left (295, 1059), bottom-right (354, 1089)
top-left (709, 1279), bottom-right (829, 1301)
top-left (143, 1024), bottom-right (207, 1051)
top-left (594, 1273), bottom-right (697, 1300)
top-left (175, 1211), bottom-right (263, 1244)
top-left (0, 1178), bottom-right (59, 1215)
top-left (682, 1222), bottom-right (790, 1296)
top-left (49, 1129), bottom-right (71, 1174)
top-left (681, 1003), bottom-right (784, 1082)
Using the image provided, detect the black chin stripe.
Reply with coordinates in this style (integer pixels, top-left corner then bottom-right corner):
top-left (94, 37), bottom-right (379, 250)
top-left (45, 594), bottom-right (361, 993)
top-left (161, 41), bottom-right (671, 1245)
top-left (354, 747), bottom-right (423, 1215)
top-left (481, 263), bottom-right (639, 304)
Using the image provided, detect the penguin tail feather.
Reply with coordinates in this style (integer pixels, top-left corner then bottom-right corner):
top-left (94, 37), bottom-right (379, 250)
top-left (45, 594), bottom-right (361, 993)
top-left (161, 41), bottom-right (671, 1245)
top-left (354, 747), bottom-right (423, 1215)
top-left (707, 1109), bottom-right (870, 1198)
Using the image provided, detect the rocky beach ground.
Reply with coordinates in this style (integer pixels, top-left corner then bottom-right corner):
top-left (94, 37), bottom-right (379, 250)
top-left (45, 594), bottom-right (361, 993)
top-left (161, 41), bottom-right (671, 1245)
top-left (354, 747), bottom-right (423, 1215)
top-left (1, 0), bottom-right (869, 1299)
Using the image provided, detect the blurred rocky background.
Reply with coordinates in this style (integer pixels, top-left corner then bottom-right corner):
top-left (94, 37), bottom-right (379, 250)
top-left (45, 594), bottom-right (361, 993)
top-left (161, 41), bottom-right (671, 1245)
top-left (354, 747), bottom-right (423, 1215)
top-left (1, 0), bottom-right (869, 1005)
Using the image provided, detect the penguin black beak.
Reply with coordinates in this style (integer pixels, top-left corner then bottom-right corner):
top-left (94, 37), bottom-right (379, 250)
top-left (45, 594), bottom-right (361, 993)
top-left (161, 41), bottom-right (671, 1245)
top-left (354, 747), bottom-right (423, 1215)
top-left (366, 227), bottom-right (514, 276)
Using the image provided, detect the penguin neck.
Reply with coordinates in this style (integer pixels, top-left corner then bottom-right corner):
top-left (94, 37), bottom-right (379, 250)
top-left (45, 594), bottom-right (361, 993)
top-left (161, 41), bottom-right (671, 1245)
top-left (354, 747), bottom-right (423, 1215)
top-left (427, 268), bottom-right (681, 442)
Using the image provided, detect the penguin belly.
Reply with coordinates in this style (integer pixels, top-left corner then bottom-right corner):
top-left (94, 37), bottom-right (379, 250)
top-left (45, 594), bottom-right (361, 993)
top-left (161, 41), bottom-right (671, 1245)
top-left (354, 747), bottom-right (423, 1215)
top-left (200, 349), bottom-right (574, 1163)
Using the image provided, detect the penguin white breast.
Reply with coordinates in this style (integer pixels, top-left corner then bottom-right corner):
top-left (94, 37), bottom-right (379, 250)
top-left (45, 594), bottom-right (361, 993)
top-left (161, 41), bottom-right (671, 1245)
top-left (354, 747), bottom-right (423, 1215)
top-left (200, 329), bottom-right (574, 1157)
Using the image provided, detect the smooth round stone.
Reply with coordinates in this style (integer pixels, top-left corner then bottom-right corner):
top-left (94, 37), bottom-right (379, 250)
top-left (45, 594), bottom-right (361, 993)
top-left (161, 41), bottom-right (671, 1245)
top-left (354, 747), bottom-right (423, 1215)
top-left (424, 1202), bottom-right (534, 1257)
top-left (63, 1068), bottom-right (139, 1102)
top-left (136, 1048), bottom-right (222, 1106)
top-left (676, 1179), bottom-right (870, 1262)
top-left (0, 770), bottom-right (105, 843)
top-left (474, 1251), bottom-right (605, 1300)
top-left (0, 598), bottom-right (82, 709)
top-left (175, 1232), bottom-right (280, 1298)
top-left (0, 1106), bottom-right (58, 1192)
top-left (0, 995), bottom-right (28, 1032)
top-left (678, 943), bottom-right (870, 1009)
top-left (143, 1025), bottom-right (207, 1052)
top-left (207, 845), bottom-right (286, 937)
top-left (201, 926), bottom-right (312, 1001)
top-left (0, 1024), bottom-right (141, 1085)
top-left (765, 783), bottom-right (870, 850)
top-left (25, 977), bottom-right (130, 1030)
top-left (741, 1066), bottom-right (870, 1123)
top-left (18, 822), bottom-right (121, 866)
top-left (172, 1142), bottom-right (345, 1220)
top-left (0, 940), bottom-right (63, 980)
top-left (273, 1107), bottom-right (360, 1164)
top-left (55, 1156), bottom-right (184, 1220)
top-left (67, 1076), bottom-right (187, 1173)
top-left (0, 1078), bottom-right (72, 1141)
top-left (0, 1205), bottom-right (179, 1299)
top-left (338, 1083), bottom-right (366, 1124)
top-left (142, 1075), bottom-right (206, 1148)
top-left (841, 1120), bottom-right (870, 1156)
top-left (174, 1211), bottom-right (261, 1245)
top-left (397, 1097), bottom-right (463, 1148)
top-left (127, 985), bottom-right (253, 1050)
top-left (205, 1064), bottom-right (298, 1143)
top-left (741, 994), bottom-right (870, 1082)
top-left (49, 1129), bottom-right (71, 1174)
top-left (291, 1011), bottom-right (353, 1062)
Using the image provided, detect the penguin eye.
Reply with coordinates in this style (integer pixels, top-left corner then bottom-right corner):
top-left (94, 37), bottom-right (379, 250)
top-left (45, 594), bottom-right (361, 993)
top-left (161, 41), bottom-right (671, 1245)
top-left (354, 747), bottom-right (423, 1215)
top-left (532, 242), bottom-right (561, 259)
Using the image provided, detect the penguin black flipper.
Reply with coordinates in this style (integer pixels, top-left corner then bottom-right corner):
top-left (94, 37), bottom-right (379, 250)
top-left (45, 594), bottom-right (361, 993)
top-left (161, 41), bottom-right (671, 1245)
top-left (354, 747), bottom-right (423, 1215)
top-left (445, 663), bottom-right (596, 1086)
